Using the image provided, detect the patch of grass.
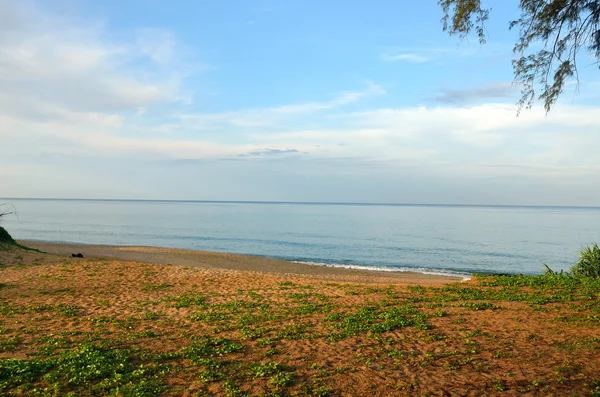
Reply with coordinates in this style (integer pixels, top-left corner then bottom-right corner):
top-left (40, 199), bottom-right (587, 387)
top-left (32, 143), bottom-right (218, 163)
top-left (276, 323), bottom-right (312, 340)
top-left (128, 330), bottom-right (157, 340)
top-left (239, 326), bottom-right (268, 339)
top-left (0, 343), bottom-right (167, 395)
top-left (492, 379), bottom-right (507, 391)
top-left (95, 298), bottom-right (111, 307)
top-left (0, 301), bottom-right (27, 316)
top-left (143, 311), bottom-right (161, 320)
top-left (223, 379), bottom-right (246, 397)
top-left (460, 302), bottom-right (503, 311)
top-left (326, 306), bottom-right (377, 335)
top-left (199, 363), bottom-right (226, 383)
top-left (183, 337), bottom-right (243, 362)
top-left (248, 361), bottom-right (287, 378)
top-left (588, 380), bottom-right (600, 396)
top-left (293, 302), bottom-right (325, 315)
top-left (326, 304), bottom-right (428, 340)
top-left (407, 285), bottom-right (427, 294)
top-left (142, 283), bottom-right (173, 292)
top-left (189, 311), bottom-right (231, 324)
top-left (0, 335), bottom-right (22, 352)
top-left (113, 316), bottom-right (140, 330)
top-left (248, 291), bottom-right (263, 300)
top-left (262, 347), bottom-right (278, 357)
top-left (36, 334), bottom-right (73, 349)
top-left (269, 371), bottom-right (295, 387)
top-left (55, 304), bottom-right (80, 316)
top-left (169, 292), bottom-right (207, 308)
top-left (429, 333), bottom-right (448, 341)
top-left (219, 300), bottom-right (261, 313)
top-left (299, 380), bottom-right (332, 397)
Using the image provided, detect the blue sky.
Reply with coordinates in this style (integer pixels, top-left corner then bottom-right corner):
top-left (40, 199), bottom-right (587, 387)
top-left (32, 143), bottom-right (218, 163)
top-left (2, 0), bottom-right (600, 205)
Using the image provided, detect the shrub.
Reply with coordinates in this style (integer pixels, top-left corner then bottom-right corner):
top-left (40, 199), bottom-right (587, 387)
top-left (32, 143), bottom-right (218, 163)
top-left (0, 204), bottom-right (16, 245)
top-left (571, 243), bottom-right (600, 278)
top-left (0, 226), bottom-right (15, 245)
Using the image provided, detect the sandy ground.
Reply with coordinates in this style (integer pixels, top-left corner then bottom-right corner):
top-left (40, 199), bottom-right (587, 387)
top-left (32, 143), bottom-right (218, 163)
top-left (2, 243), bottom-right (600, 396)
top-left (20, 240), bottom-right (465, 285)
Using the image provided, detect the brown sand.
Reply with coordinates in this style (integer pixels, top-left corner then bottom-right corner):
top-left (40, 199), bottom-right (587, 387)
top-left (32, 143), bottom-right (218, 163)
top-left (2, 243), bottom-right (600, 396)
top-left (20, 240), bottom-right (466, 285)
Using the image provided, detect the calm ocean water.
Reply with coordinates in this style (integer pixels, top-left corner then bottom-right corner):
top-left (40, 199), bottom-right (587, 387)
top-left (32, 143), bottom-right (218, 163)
top-left (1, 199), bottom-right (599, 276)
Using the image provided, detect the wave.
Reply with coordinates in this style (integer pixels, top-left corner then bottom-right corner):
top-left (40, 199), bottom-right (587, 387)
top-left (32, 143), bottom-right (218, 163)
top-left (292, 261), bottom-right (472, 280)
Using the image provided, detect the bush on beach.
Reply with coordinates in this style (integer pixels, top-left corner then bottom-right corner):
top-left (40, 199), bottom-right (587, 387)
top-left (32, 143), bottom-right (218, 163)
top-left (0, 203), bottom-right (17, 245)
top-left (543, 243), bottom-right (600, 279)
top-left (571, 243), bottom-right (600, 278)
top-left (0, 226), bottom-right (15, 245)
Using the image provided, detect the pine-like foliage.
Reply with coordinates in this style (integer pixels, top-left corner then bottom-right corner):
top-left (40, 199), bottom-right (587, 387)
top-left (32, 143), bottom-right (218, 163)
top-left (440, 0), bottom-right (600, 113)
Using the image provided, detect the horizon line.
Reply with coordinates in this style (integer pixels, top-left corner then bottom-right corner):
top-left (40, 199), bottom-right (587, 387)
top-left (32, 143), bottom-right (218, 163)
top-left (1, 197), bottom-right (599, 209)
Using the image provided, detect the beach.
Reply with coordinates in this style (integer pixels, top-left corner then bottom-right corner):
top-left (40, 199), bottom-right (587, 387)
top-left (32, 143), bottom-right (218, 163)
top-left (2, 241), bottom-right (600, 395)
top-left (6, 198), bottom-right (598, 277)
top-left (21, 240), bottom-right (467, 285)
top-left (3, 0), bottom-right (600, 395)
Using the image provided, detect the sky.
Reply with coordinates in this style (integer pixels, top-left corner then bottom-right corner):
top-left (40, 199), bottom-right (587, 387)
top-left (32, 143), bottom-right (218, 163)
top-left (1, 0), bottom-right (600, 206)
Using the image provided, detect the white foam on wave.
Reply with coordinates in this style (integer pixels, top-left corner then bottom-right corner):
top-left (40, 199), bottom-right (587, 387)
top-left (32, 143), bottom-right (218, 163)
top-left (292, 261), bottom-right (472, 280)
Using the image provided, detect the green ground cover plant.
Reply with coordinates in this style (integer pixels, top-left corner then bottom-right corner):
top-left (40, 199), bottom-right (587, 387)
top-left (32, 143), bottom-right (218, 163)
top-left (2, 247), bottom-right (600, 395)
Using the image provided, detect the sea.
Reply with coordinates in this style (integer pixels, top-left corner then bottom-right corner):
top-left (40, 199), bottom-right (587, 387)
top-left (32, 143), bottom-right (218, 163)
top-left (1, 198), bottom-right (599, 277)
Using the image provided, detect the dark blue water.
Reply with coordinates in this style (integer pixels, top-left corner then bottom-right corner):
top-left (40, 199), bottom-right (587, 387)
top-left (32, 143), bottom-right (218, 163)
top-left (1, 198), bottom-right (599, 276)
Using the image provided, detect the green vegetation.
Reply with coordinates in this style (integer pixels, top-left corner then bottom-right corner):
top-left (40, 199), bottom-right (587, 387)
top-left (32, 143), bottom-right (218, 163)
top-left (3, 249), bottom-right (600, 395)
top-left (572, 243), bottom-right (600, 278)
top-left (0, 343), bottom-right (167, 396)
top-left (0, 204), bottom-right (16, 245)
top-left (0, 227), bottom-right (15, 245)
top-left (0, 205), bottom-right (42, 252)
top-left (142, 283), bottom-right (172, 292)
top-left (0, 225), bottom-right (42, 253)
top-left (439, 0), bottom-right (600, 113)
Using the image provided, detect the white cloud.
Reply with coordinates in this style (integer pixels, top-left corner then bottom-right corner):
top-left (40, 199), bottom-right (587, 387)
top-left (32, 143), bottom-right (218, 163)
top-left (136, 29), bottom-right (177, 65)
top-left (381, 42), bottom-right (512, 65)
top-left (0, 0), bottom-right (189, 122)
top-left (270, 81), bottom-right (385, 114)
top-left (0, 0), bottom-right (598, 204)
top-left (7, 97), bottom-right (597, 179)
top-left (254, 103), bottom-right (600, 175)
top-left (179, 81), bottom-right (385, 129)
top-left (381, 53), bottom-right (430, 63)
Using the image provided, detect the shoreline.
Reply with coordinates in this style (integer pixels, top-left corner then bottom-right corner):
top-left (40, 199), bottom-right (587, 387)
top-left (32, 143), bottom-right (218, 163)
top-left (4, 239), bottom-right (600, 395)
top-left (19, 240), bottom-right (466, 285)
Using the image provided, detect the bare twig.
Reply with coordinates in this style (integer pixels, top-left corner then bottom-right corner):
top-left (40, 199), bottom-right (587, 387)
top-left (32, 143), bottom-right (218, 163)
top-left (0, 203), bottom-right (20, 222)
